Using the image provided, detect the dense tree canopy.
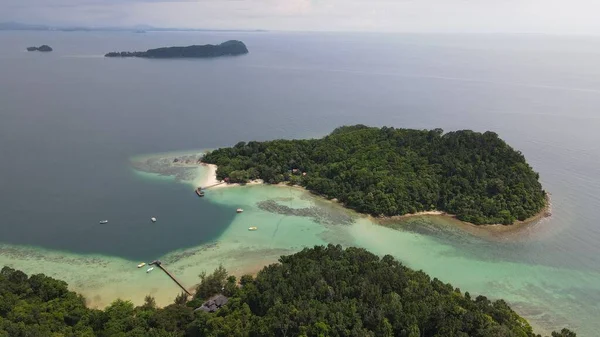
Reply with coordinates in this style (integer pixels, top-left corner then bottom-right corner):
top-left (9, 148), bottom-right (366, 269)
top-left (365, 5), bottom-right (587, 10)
top-left (203, 125), bottom-right (547, 224)
top-left (0, 245), bottom-right (574, 337)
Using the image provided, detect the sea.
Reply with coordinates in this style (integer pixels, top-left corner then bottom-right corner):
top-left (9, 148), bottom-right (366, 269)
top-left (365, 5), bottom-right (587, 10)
top-left (1, 31), bottom-right (599, 335)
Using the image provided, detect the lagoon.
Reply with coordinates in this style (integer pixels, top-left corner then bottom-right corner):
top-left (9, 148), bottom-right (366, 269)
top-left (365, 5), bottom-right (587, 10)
top-left (1, 31), bottom-right (600, 335)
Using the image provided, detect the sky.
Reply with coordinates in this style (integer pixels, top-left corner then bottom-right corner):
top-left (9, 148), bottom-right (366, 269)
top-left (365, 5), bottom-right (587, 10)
top-left (1, 0), bottom-right (600, 34)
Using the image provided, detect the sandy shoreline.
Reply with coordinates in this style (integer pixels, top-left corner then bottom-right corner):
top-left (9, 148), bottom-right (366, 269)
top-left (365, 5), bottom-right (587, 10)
top-left (374, 194), bottom-right (552, 239)
top-left (197, 163), bottom-right (264, 190)
top-left (198, 163), bottom-right (220, 187)
top-left (199, 162), bottom-right (551, 238)
top-left (0, 154), bottom-right (566, 335)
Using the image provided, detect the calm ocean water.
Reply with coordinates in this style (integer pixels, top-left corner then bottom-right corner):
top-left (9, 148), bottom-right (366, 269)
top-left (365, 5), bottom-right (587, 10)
top-left (1, 31), bottom-right (600, 334)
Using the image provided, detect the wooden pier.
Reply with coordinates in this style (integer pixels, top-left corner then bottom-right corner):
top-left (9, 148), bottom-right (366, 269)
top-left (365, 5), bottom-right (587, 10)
top-left (149, 260), bottom-right (192, 296)
top-left (196, 182), bottom-right (226, 197)
top-left (201, 182), bottom-right (226, 190)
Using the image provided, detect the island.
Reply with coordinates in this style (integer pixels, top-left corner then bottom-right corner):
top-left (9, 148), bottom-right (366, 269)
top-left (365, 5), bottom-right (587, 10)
top-left (26, 45), bottom-right (53, 52)
top-left (0, 245), bottom-right (576, 336)
top-left (104, 40), bottom-right (248, 58)
top-left (203, 125), bottom-right (548, 225)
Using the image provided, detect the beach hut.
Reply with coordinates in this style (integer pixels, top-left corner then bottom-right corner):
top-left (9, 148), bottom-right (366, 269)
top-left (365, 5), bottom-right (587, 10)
top-left (195, 294), bottom-right (229, 313)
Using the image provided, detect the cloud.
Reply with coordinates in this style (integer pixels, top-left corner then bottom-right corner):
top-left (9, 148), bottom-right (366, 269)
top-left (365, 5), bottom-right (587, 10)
top-left (2, 0), bottom-right (600, 34)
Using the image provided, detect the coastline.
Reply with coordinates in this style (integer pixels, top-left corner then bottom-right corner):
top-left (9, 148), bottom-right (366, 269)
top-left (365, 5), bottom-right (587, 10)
top-left (0, 152), bottom-right (578, 335)
top-left (198, 163), bottom-right (220, 187)
top-left (197, 163), bottom-right (264, 190)
top-left (376, 193), bottom-right (552, 238)
top-left (200, 162), bottom-right (551, 237)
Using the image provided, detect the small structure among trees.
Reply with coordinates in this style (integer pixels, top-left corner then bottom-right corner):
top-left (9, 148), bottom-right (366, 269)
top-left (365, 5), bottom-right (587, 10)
top-left (194, 294), bottom-right (229, 313)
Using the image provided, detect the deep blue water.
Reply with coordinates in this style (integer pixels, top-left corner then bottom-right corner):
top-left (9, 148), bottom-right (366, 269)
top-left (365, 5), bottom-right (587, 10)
top-left (1, 31), bottom-right (600, 276)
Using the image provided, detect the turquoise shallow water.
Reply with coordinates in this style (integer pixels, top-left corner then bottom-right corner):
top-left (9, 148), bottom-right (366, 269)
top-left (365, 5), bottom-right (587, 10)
top-left (2, 156), bottom-right (598, 335)
top-left (2, 31), bottom-right (600, 336)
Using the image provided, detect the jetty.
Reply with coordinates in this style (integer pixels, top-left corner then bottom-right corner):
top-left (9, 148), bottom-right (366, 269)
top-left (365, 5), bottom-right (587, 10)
top-left (149, 260), bottom-right (192, 296)
top-left (201, 182), bottom-right (226, 189)
top-left (196, 182), bottom-right (226, 197)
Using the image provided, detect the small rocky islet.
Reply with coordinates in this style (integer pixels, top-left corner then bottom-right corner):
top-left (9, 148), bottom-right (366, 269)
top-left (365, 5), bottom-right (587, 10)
top-left (104, 40), bottom-right (248, 58)
top-left (26, 45), bottom-right (53, 52)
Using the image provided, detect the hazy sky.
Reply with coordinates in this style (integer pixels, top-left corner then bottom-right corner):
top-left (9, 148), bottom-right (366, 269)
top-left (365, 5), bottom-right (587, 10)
top-left (2, 0), bottom-right (599, 34)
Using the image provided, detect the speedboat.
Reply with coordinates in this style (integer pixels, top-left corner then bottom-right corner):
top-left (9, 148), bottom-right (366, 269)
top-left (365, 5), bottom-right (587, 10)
top-left (146, 267), bottom-right (154, 273)
top-left (99, 220), bottom-right (108, 224)
top-left (248, 226), bottom-right (258, 231)
top-left (236, 208), bottom-right (244, 213)
top-left (137, 262), bottom-right (146, 268)
top-left (151, 217), bottom-right (157, 223)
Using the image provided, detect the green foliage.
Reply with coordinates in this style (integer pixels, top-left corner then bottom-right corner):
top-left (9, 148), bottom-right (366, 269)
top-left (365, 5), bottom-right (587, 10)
top-left (0, 247), bottom-right (575, 336)
top-left (174, 292), bottom-right (189, 306)
top-left (0, 266), bottom-right (91, 337)
top-left (143, 295), bottom-right (157, 309)
top-left (194, 265), bottom-right (228, 301)
top-left (239, 275), bottom-right (254, 286)
top-left (552, 329), bottom-right (577, 337)
top-left (203, 125), bottom-right (547, 225)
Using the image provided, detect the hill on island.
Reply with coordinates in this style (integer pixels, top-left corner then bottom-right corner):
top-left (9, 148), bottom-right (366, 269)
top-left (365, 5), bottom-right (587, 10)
top-left (105, 40), bottom-right (248, 58)
top-left (203, 125), bottom-right (547, 225)
top-left (0, 245), bottom-right (576, 336)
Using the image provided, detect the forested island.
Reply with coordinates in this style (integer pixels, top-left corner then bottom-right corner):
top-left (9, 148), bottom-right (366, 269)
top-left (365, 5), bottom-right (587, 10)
top-left (26, 45), bottom-right (52, 52)
top-left (105, 40), bottom-right (248, 58)
top-left (0, 245), bottom-right (575, 336)
top-left (203, 125), bottom-right (547, 225)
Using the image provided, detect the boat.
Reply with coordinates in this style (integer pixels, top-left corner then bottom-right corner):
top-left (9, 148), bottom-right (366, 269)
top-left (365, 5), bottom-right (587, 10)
top-left (99, 220), bottom-right (108, 224)
top-left (248, 226), bottom-right (258, 231)
top-left (146, 267), bottom-right (154, 273)
top-left (151, 217), bottom-right (157, 222)
top-left (236, 208), bottom-right (243, 213)
top-left (196, 188), bottom-right (205, 197)
top-left (137, 262), bottom-right (146, 268)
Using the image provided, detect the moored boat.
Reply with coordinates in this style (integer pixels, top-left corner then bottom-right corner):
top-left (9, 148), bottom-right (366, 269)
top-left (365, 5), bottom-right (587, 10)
top-left (99, 220), bottom-right (108, 224)
top-left (146, 267), bottom-right (154, 273)
top-left (248, 226), bottom-right (258, 231)
top-left (196, 188), bottom-right (205, 197)
top-left (236, 208), bottom-right (243, 213)
top-left (151, 217), bottom-right (157, 222)
top-left (137, 262), bottom-right (146, 268)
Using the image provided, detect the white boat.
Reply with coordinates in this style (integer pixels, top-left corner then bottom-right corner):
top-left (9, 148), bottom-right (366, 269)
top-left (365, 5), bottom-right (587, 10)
top-left (137, 262), bottom-right (146, 268)
top-left (236, 208), bottom-right (244, 213)
top-left (99, 220), bottom-right (108, 224)
top-left (248, 226), bottom-right (258, 231)
top-left (151, 217), bottom-right (157, 223)
top-left (146, 267), bottom-right (154, 273)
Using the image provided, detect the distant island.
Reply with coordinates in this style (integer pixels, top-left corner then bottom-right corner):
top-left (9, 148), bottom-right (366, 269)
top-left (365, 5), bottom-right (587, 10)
top-left (105, 40), bottom-right (248, 58)
top-left (26, 45), bottom-right (52, 52)
top-left (203, 125), bottom-right (548, 225)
